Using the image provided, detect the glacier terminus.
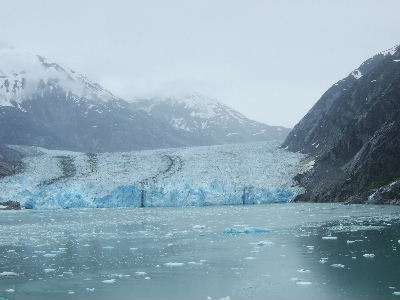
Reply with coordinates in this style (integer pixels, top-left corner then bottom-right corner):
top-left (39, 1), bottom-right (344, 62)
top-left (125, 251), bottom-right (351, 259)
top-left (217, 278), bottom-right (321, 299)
top-left (0, 142), bottom-right (305, 210)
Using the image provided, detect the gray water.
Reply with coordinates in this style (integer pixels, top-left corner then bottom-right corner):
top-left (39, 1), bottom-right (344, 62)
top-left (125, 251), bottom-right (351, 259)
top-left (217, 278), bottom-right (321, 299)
top-left (1, 203), bottom-right (400, 300)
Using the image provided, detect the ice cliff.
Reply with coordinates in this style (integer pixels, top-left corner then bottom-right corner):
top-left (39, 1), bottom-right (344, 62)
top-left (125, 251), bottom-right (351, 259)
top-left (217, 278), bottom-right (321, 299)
top-left (0, 142), bottom-right (305, 209)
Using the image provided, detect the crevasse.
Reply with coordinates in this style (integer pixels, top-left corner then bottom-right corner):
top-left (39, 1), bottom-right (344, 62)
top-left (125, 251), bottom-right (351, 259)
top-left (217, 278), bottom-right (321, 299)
top-left (0, 142), bottom-right (305, 210)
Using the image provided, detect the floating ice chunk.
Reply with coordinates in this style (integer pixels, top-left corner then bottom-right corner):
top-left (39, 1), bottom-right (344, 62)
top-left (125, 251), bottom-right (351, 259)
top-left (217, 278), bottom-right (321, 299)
top-left (129, 247), bottom-right (138, 251)
top-left (296, 281), bottom-right (312, 285)
top-left (393, 292), bottom-right (400, 296)
top-left (291, 277), bottom-right (299, 281)
top-left (257, 241), bottom-right (274, 246)
top-left (102, 279), bottom-right (116, 284)
top-left (192, 225), bottom-right (205, 229)
top-left (63, 271), bottom-right (73, 275)
top-left (145, 276), bottom-right (151, 280)
top-left (188, 261), bottom-right (203, 265)
top-left (102, 246), bottom-right (114, 249)
top-left (223, 228), bottom-right (241, 234)
top-left (135, 272), bottom-right (147, 276)
top-left (322, 236), bottom-right (338, 240)
top-left (86, 288), bottom-right (95, 292)
top-left (164, 262), bottom-right (185, 267)
top-left (68, 291), bottom-right (75, 295)
top-left (220, 296), bottom-right (231, 300)
top-left (363, 253), bottom-right (375, 258)
top-left (306, 246), bottom-right (314, 250)
top-left (330, 264), bottom-right (345, 268)
top-left (43, 253), bottom-right (57, 258)
top-left (244, 256), bottom-right (256, 260)
top-left (244, 227), bottom-right (271, 234)
top-left (6, 289), bottom-right (15, 293)
top-left (0, 272), bottom-right (18, 277)
top-left (319, 258), bottom-right (328, 264)
top-left (44, 268), bottom-right (56, 273)
top-left (297, 269), bottom-right (310, 273)
top-left (111, 274), bottom-right (130, 278)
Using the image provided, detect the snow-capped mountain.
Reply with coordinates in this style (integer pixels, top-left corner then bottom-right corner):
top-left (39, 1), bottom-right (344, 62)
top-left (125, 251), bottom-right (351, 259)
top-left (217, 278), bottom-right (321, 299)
top-left (0, 48), bottom-right (193, 154)
top-left (132, 93), bottom-right (289, 145)
top-left (0, 48), bottom-right (117, 108)
top-left (0, 47), bottom-right (289, 168)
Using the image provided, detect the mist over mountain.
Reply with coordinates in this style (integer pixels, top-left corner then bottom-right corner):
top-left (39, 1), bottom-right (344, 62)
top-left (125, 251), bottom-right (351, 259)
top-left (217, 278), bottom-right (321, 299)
top-left (132, 93), bottom-right (288, 145)
top-left (0, 48), bottom-right (288, 177)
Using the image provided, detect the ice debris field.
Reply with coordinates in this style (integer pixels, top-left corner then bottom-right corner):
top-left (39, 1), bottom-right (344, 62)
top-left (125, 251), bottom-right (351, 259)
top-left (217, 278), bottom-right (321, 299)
top-left (1, 204), bottom-right (400, 300)
top-left (0, 141), bottom-right (305, 209)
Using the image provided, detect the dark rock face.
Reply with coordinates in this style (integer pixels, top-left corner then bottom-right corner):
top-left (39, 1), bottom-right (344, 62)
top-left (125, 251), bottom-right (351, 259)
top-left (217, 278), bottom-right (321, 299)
top-left (0, 144), bottom-right (24, 178)
top-left (367, 180), bottom-right (400, 205)
top-left (0, 200), bottom-right (21, 210)
top-left (283, 45), bottom-right (400, 204)
top-left (0, 89), bottom-right (191, 153)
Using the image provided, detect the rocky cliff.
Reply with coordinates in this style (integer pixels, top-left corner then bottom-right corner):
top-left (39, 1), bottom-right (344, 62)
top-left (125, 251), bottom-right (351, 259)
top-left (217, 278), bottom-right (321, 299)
top-left (282, 44), bottom-right (400, 204)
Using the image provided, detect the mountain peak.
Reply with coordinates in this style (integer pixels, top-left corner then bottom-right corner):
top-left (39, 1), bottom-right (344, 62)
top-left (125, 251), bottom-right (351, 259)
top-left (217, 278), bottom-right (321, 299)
top-left (0, 48), bottom-right (117, 107)
top-left (379, 44), bottom-right (400, 56)
top-left (132, 91), bottom-right (289, 141)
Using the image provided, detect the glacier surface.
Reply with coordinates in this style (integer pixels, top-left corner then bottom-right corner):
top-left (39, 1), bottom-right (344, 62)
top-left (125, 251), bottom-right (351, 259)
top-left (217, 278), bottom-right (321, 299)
top-left (0, 142), bottom-right (305, 209)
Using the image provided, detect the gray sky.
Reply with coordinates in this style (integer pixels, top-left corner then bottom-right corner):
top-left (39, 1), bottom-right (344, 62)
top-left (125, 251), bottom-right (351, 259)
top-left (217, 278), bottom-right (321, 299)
top-left (1, 0), bottom-right (400, 127)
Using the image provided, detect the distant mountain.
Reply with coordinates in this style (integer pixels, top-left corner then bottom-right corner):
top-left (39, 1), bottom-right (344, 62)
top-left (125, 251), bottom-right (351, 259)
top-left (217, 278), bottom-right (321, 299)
top-left (0, 48), bottom-right (288, 177)
top-left (283, 44), bottom-right (400, 204)
top-left (0, 48), bottom-right (191, 153)
top-left (132, 93), bottom-right (289, 145)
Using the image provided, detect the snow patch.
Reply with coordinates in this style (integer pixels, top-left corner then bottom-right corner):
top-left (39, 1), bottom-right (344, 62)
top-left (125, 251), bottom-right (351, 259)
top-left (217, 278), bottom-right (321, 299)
top-left (351, 69), bottom-right (362, 79)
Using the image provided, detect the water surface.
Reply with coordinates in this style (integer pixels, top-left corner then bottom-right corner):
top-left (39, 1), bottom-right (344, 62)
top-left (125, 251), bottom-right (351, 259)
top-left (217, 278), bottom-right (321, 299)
top-left (1, 203), bottom-right (400, 299)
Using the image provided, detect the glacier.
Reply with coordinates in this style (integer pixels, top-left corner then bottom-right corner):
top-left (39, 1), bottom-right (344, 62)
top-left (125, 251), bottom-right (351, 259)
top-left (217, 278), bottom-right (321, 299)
top-left (0, 141), bottom-right (306, 209)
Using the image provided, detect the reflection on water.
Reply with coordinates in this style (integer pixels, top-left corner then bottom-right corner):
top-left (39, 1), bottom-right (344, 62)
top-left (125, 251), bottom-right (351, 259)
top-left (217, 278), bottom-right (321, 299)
top-left (0, 203), bottom-right (400, 300)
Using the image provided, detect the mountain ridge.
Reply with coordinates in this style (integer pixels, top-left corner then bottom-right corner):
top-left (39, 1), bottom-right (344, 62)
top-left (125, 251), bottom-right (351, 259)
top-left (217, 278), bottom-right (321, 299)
top-left (0, 47), bottom-right (289, 177)
top-left (283, 44), bottom-right (400, 204)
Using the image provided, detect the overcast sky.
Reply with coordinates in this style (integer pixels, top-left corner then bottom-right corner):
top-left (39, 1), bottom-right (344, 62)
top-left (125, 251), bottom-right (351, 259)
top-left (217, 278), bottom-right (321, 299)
top-left (1, 0), bottom-right (399, 127)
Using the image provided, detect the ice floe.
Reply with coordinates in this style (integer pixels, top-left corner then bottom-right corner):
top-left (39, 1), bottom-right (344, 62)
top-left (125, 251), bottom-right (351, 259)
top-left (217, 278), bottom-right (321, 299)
top-left (164, 262), bottom-right (185, 267)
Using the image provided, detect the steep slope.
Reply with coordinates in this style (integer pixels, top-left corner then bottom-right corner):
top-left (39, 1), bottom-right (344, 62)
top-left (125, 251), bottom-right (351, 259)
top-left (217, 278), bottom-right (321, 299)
top-left (0, 145), bottom-right (23, 177)
top-left (283, 44), bottom-right (400, 204)
top-left (132, 93), bottom-right (290, 145)
top-left (0, 48), bottom-right (192, 155)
